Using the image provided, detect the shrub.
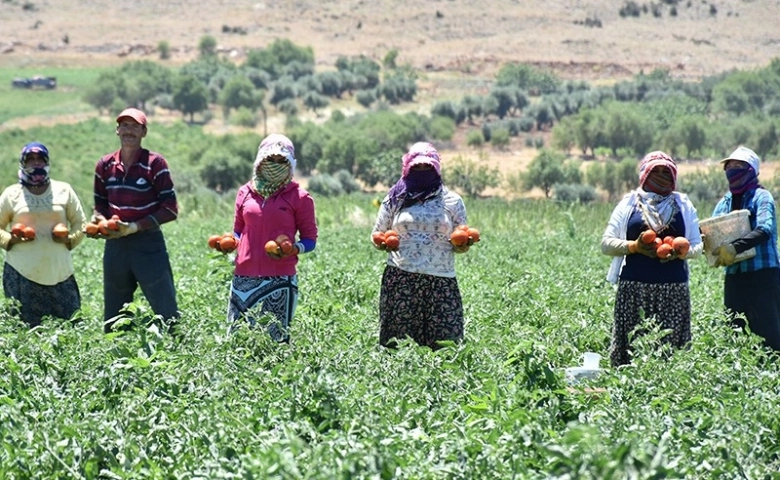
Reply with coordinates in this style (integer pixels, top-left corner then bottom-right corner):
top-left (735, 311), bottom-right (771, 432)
top-left (277, 99), bottom-right (299, 117)
top-left (334, 170), bottom-right (361, 194)
top-left (429, 115), bottom-right (456, 141)
top-left (553, 183), bottom-right (597, 203)
top-left (157, 41), bottom-right (171, 60)
top-left (356, 90), bottom-right (376, 108)
top-left (491, 128), bottom-right (511, 149)
top-left (307, 174), bottom-right (344, 197)
top-left (466, 130), bottom-right (484, 147)
top-left (231, 107), bottom-right (257, 128)
top-left (444, 153), bottom-right (501, 198)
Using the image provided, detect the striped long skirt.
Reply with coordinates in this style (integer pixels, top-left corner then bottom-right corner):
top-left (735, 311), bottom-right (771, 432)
top-left (228, 274), bottom-right (298, 343)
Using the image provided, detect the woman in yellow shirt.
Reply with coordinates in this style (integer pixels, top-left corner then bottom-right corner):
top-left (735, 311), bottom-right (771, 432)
top-left (0, 142), bottom-right (87, 327)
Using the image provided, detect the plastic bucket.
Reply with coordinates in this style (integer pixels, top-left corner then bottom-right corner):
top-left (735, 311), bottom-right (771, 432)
top-left (699, 209), bottom-right (756, 267)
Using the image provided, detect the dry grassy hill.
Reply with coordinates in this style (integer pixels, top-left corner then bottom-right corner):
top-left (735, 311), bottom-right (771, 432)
top-left (2, 0), bottom-right (779, 185)
top-left (2, 0), bottom-right (779, 79)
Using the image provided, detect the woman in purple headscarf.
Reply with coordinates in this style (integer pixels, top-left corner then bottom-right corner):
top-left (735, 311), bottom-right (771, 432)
top-left (601, 151), bottom-right (704, 366)
top-left (0, 142), bottom-right (87, 327)
top-left (710, 146), bottom-right (780, 351)
top-left (371, 142), bottom-right (472, 350)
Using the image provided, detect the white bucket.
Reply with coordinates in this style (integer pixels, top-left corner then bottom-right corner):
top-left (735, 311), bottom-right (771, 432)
top-left (699, 209), bottom-right (756, 267)
top-left (582, 352), bottom-right (601, 370)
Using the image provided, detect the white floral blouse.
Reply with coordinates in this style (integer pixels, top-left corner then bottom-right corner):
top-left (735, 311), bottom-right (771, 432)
top-left (372, 187), bottom-right (467, 278)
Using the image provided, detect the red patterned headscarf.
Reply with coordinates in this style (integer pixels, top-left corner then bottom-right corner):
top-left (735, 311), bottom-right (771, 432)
top-left (639, 151), bottom-right (677, 195)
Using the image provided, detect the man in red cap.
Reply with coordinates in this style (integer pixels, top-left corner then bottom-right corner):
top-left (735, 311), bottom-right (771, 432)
top-left (88, 107), bottom-right (180, 334)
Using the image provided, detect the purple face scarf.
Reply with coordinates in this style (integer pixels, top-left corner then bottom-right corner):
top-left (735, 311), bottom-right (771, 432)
top-left (726, 166), bottom-right (760, 194)
top-left (386, 142), bottom-right (443, 211)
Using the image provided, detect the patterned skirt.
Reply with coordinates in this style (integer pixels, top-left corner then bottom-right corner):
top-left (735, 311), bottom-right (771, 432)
top-left (228, 274), bottom-right (298, 342)
top-left (2, 262), bottom-right (81, 328)
top-left (610, 280), bottom-right (691, 367)
top-left (379, 265), bottom-right (463, 350)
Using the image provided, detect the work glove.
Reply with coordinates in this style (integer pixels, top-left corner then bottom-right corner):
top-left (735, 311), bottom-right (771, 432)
top-left (267, 246), bottom-right (299, 260)
top-left (104, 221), bottom-right (139, 239)
top-left (713, 243), bottom-right (737, 267)
top-left (633, 236), bottom-right (658, 259)
top-left (453, 244), bottom-right (470, 253)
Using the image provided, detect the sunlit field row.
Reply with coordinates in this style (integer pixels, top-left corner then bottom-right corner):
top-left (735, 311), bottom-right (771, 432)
top-left (1, 195), bottom-right (778, 478)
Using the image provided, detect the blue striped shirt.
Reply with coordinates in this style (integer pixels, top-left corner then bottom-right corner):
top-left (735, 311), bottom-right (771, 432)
top-left (712, 188), bottom-right (779, 273)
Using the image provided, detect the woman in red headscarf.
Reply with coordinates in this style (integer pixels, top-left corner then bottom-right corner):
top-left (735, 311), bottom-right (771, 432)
top-left (601, 151), bottom-right (704, 366)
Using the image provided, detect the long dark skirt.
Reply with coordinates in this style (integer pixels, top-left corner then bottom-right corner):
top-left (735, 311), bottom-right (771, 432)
top-left (611, 280), bottom-right (691, 367)
top-left (2, 262), bottom-right (81, 328)
top-left (379, 265), bottom-right (463, 350)
top-left (724, 268), bottom-right (780, 351)
top-left (228, 274), bottom-right (298, 343)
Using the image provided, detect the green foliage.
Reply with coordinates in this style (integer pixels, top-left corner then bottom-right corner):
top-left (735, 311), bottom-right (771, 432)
top-left (379, 72), bottom-right (417, 104)
top-left (116, 60), bottom-right (173, 110)
top-left (490, 128), bottom-right (510, 149)
top-left (677, 166), bottom-right (726, 204)
top-left (219, 75), bottom-right (263, 117)
top-left (306, 173), bottom-right (345, 196)
top-left (553, 183), bottom-right (598, 203)
top-left (495, 63), bottom-right (561, 95)
top-left (355, 89), bottom-right (376, 109)
top-left (157, 40), bottom-right (171, 60)
top-left (358, 150), bottom-right (403, 189)
top-left (245, 39), bottom-right (315, 80)
top-left (383, 49), bottom-right (399, 69)
top-left (178, 56), bottom-right (237, 89)
top-left (466, 130), bottom-right (484, 147)
top-left (335, 55), bottom-right (381, 89)
top-left (429, 115), bottom-right (456, 141)
top-left (198, 35), bottom-right (218, 58)
top-left (431, 100), bottom-right (465, 124)
top-left (585, 158), bottom-right (639, 201)
top-left (444, 153), bottom-right (501, 198)
top-left (230, 107), bottom-right (257, 128)
top-left (172, 74), bottom-right (209, 123)
top-left (520, 149), bottom-right (569, 198)
top-left (302, 91), bottom-right (329, 113)
top-left (1, 183), bottom-right (780, 477)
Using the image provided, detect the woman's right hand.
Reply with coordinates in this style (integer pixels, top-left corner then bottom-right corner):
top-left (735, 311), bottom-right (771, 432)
top-left (633, 236), bottom-right (658, 258)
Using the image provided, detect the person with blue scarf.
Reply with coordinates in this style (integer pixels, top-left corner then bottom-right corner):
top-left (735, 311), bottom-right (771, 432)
top-left (711, 146), bottom-right (780, 351)
top-left (0, 142), bottom-right (86, 327)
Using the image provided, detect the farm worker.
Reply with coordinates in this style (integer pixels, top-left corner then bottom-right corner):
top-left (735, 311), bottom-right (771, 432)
top-left (371, 142), bottom-right (471, 350)
top-left (0, 142), bottom-right (87, 327)
top-left (710, 146), bottom-right (780, 350)
top-left (601, 151), bottom-right (703, 367)
top-left (225, 133), bottom-right (317, 343)
top-left (88, 108), bottom-right (180, 334)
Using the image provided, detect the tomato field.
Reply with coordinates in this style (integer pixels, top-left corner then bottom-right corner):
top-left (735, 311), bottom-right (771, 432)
top-left (1, 196), bottom-right (779, 478)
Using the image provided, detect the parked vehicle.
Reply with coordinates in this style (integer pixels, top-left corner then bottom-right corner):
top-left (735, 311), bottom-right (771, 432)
top-left (11, 76), bottom-right (57, 89)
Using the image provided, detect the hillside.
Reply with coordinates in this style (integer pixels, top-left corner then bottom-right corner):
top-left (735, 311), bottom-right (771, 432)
top-left (2, 0), bottom-right (780, 185)
top-left (2, 0), bottom-right (779, 81)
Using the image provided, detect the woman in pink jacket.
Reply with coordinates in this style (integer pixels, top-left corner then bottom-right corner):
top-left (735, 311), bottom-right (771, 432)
top-left (227, 134), bottom-right (318, 342)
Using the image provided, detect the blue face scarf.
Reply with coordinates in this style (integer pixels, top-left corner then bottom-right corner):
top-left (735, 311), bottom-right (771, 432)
top-left (726, 167), bottom-right (759, 194)
top-left (19, 165), bottom-right (50, 187)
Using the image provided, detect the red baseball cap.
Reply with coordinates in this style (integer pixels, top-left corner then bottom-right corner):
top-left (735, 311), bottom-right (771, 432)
top-left (116, 108), bottom-right (147, 126)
